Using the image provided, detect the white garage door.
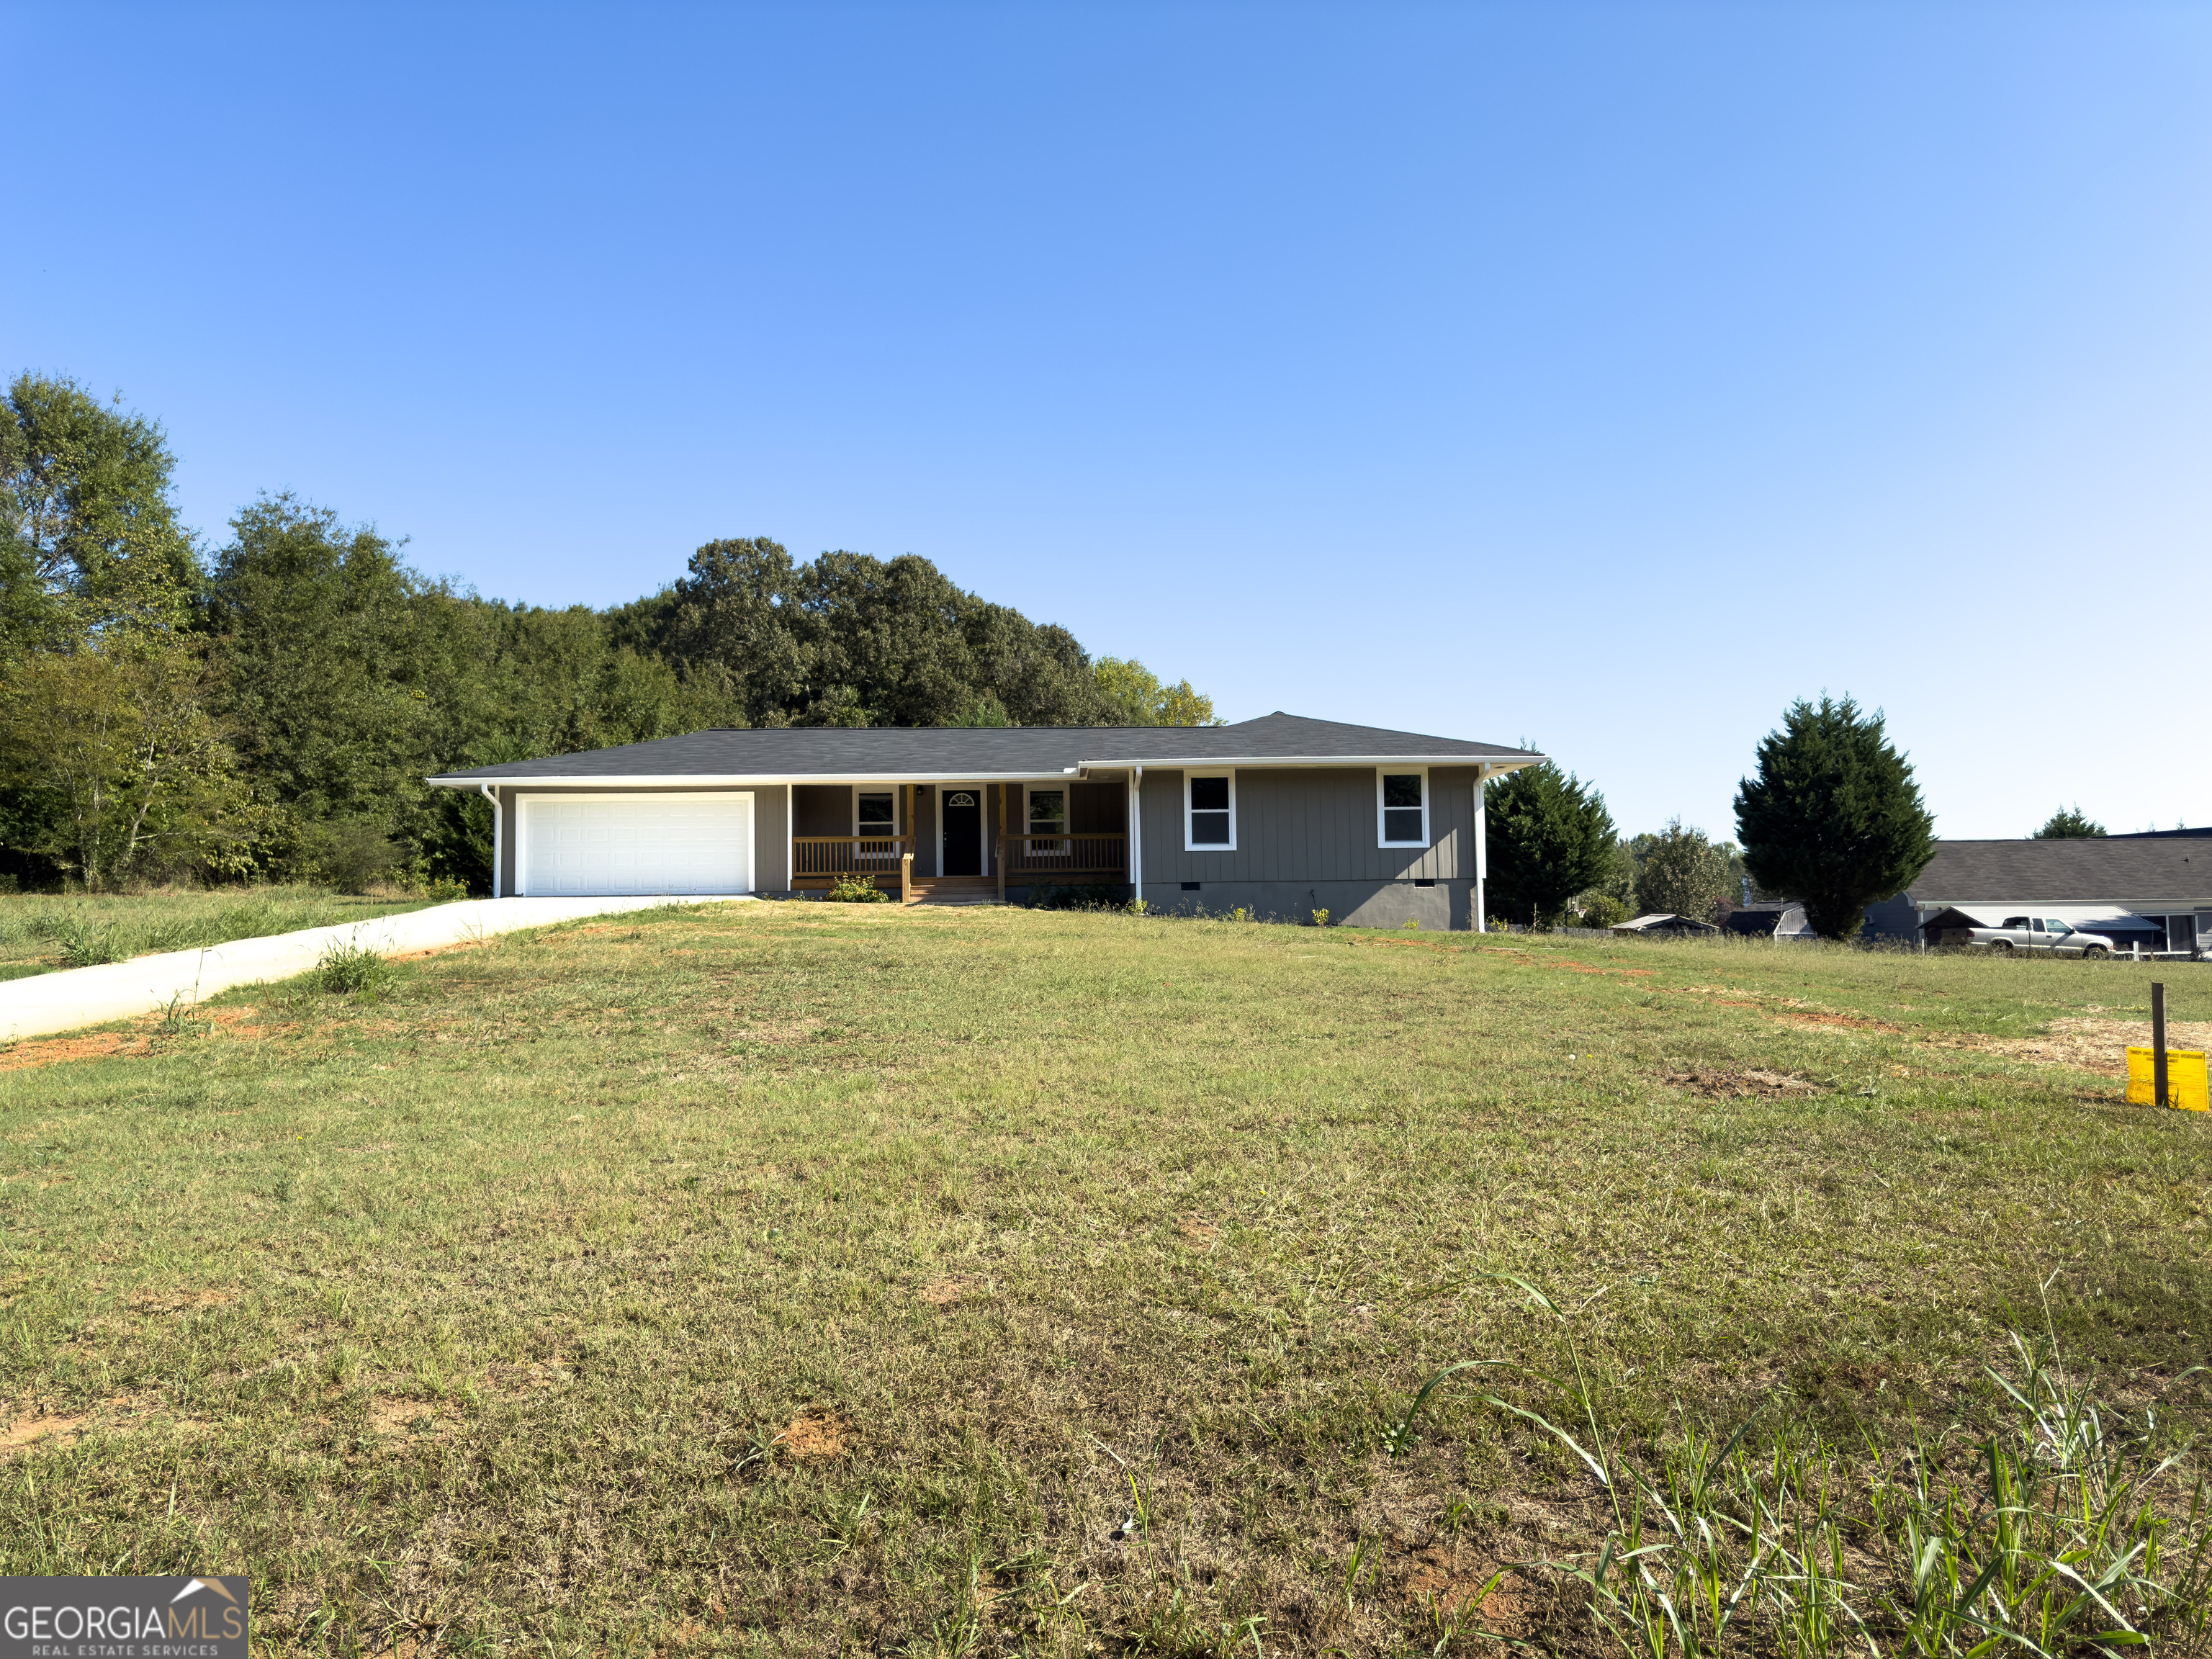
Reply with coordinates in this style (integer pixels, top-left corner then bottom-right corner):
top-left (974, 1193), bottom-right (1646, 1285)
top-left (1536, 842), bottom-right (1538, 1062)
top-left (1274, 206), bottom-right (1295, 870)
top-left (520, 793), bottom-right (754, 896)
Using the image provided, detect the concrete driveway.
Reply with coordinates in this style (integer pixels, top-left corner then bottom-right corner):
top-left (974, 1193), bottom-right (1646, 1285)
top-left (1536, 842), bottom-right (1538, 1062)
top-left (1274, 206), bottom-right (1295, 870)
top-left (0, 894), bottom-right (754, 1043)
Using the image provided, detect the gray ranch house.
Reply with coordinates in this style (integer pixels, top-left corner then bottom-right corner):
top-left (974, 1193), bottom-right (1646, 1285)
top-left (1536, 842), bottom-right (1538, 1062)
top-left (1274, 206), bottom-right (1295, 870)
top-left (428, 712), bottom-right (1542, 931)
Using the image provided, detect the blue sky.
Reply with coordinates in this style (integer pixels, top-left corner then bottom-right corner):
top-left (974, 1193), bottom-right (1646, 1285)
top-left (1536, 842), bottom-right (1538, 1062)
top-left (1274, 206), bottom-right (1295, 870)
top-left (6, 3), bottom-right (2207, 839)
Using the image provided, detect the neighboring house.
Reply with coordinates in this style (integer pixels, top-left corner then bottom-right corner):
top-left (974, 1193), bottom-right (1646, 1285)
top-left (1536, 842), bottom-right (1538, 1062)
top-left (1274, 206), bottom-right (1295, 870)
top-left (1721, 901), bottom-right (1813, 939)
top-left (1863, 838), bottom-right (2212, 956)
top-left (428, 712), bottom-right (1542, 930)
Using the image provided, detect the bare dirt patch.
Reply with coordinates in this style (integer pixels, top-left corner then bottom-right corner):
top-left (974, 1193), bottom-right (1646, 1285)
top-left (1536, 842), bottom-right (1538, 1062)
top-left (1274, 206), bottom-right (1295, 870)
top-left (1400, 1548), bottom-right (1533, 1633)
top-left (918, 1276), bottom-right (973, 1307)
top-left (1, 1412), bottom-right (89, 1455)
top-left (778, 1408), bottom-right (847, 1460)
top-left (1776, 1010), bottom-right (1901, 1033)
top-left (1177, 1217), bottom-right (1219, 1248)
top-left (1934, 1016), bottom-right (2212, 1077)
top-left (1667, 1067), bottom-right (1821, 1100)
top-left (0, 1032), bottom-right (142, 1073)
top-left (0, 1004), bottom-right (300, 1074)
top-left (367, 1396), bottom-right (451, 1436)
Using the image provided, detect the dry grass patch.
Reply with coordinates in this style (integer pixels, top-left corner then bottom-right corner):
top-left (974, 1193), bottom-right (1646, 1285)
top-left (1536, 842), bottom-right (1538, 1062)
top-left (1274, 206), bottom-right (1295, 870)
top-left (1941, 1014), bottom-right (2212, 1076)
top-left (778, 1408), bottom-right (848, 1460)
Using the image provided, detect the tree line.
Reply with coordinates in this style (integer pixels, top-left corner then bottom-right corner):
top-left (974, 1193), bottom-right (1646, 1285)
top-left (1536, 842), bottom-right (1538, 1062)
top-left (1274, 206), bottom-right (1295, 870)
top-left (0, 373), bottom-right (1216, 894)
top-left (1487, 695), bottom-right (1938, 940)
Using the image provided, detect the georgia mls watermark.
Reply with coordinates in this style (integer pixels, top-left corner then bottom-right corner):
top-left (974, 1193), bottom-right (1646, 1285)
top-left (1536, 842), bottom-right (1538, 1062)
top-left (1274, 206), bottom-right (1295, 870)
top-left (0, 1576), bottom-right (246, 1659)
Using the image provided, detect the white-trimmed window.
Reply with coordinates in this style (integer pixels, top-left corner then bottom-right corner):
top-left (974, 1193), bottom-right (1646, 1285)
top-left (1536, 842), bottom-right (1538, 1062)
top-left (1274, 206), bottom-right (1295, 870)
top-left (1185, 773), bottom-right (1235, 850)
top-left (856, 790), bottom-right (898, 835)
top-left (1377, 768), bottom-right (1429, 847)
top-left (1027, 787), bottom-right (1067, 838)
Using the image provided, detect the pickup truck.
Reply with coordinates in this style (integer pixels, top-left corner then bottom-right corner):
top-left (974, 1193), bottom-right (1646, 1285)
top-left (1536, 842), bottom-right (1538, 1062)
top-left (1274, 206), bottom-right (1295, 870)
top-left (1964, 916), bottom-right (2118, 957)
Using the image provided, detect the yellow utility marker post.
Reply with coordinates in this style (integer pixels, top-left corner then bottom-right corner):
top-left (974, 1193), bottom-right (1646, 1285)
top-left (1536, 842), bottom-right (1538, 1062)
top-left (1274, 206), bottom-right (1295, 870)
top-left (2126, 981), bottom-right (2210, 1110)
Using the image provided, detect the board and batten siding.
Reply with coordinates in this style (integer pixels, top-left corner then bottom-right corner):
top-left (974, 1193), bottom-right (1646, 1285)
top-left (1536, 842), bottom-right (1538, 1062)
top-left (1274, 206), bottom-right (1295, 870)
top-left (1138, 766), bottom-right (1483, 885)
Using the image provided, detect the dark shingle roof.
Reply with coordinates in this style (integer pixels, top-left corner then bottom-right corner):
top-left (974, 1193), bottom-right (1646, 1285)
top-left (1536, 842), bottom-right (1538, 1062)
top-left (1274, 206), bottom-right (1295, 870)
top-left (428, 712), bottom-right (1539, 783)
top-left (1910, 839), bottom-right (2212, 904)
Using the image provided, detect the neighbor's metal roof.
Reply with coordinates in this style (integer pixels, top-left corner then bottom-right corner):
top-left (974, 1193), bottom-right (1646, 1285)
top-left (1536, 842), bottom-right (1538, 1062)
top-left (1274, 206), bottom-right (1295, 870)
top-left (1910, 839), bottom-right (2212, 904)
top-left (428, 712), bottom-right (1542, 784)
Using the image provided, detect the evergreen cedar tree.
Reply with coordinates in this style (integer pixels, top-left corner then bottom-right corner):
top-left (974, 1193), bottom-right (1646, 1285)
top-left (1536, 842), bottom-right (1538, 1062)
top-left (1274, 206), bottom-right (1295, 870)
top-left (2033, 806), bottom-right (2106, 840)
top-left (1732, 696), bottom-right (1937, 940)
top-left (0, 373), bottom-right (1215, 892)
top-left (1483, 760), bottom-right (1617, 927)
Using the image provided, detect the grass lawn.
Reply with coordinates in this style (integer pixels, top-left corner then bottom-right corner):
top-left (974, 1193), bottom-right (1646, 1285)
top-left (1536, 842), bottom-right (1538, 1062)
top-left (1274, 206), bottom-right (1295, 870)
top-left (0, 886), bottom-right (435, 981)
top-left (1, 905), bottom-right (2207, 1656)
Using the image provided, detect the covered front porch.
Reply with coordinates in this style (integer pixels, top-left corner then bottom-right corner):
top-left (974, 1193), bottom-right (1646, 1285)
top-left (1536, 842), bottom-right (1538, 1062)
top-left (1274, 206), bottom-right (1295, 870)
top-left (788, 778), bottom-right (1129, 904)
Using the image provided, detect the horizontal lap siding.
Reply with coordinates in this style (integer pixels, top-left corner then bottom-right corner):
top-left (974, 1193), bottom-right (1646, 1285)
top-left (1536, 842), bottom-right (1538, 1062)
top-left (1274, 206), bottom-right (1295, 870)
top-left (1140, 768), bottom-right (1470, 884)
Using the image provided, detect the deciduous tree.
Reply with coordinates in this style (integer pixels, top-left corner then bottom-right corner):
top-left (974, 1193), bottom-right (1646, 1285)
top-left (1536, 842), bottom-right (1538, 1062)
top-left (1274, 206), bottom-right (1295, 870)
top-left (1092, 657), bottom-right (1221, 726)
top-left (1633, 819), bottom-right (1736, 921)
top-left (1, 372), bottom-right (200, 644)
top-left (0, 619), bottom-right (253, 889)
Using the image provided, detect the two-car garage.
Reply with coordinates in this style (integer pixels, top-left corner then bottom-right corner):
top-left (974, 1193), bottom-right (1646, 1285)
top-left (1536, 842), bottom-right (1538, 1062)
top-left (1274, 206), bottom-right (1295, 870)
top-left (516, 793), bottom-right (755, 896)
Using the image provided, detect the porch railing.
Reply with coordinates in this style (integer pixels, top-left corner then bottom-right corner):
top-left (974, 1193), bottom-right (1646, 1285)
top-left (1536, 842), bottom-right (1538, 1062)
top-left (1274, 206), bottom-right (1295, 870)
top-left (995, 833), bottom-right (1128, 881)
top-left (793, 835), bottom-right (913, 879)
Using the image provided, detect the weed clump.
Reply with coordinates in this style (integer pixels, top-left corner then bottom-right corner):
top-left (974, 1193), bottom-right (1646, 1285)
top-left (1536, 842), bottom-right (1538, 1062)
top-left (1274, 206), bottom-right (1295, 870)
top-left (315, 936), bottom-right (392, 996)
top-left (53, 914), bottom-right (122, 967)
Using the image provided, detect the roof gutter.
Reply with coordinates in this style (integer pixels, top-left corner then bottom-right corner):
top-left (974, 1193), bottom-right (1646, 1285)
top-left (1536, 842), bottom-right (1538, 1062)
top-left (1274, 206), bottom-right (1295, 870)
top-left (425, 771), bottom-right (1122, 788)
top-left (426, 754), bottom-right (1547, 789)
top-left (1067, 752), bottom-right (1544, 770)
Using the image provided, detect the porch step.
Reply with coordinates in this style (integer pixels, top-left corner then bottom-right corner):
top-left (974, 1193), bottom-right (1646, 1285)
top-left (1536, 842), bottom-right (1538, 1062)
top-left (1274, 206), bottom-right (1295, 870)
top-left (907, 876), bottom-right (1004, 908)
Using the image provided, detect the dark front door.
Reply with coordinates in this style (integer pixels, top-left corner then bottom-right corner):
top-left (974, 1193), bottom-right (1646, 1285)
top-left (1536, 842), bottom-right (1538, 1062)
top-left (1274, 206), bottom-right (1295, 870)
top-left (941, 788), bottom-right (983, 876)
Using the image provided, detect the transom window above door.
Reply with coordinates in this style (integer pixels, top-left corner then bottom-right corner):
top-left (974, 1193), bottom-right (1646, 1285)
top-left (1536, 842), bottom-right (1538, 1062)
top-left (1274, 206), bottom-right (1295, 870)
top-left (1378, 770), bottom-right (1428, 847)
top-left (1186, 774), bottom-right (1234, 850)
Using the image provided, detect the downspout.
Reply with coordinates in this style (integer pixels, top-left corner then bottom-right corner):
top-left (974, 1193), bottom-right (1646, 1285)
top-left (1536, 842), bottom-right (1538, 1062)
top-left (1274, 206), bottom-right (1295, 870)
top-left (479, 784), bottom-right (503, 898)
top-left (1473, 766), bottom-right (1488, 932)
top-left (1130, 765), bottom-right (1143, 901)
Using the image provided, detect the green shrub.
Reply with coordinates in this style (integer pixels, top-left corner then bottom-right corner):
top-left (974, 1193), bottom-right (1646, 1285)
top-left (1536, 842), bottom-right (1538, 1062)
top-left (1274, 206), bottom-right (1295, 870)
top-left (824, 873), bottom-right (891, 904)
top-left (1310, 908), bottom-right (1330, 927)
top-left (1576, 894), bottom-right (1629, 928)
top-left (424, 876), bottom-right (469, 903)
top-left (298, 817), bottom-right (400, 895)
